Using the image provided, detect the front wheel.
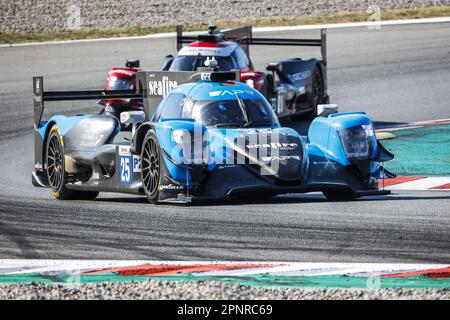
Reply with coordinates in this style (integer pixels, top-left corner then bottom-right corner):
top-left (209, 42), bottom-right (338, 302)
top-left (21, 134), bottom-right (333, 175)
top-left (46, 125), bottom-right (98, 200)
top-left (141, 130), bottom-right (161, 204)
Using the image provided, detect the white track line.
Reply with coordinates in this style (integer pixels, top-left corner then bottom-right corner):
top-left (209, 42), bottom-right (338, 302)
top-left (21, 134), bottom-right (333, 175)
top-left (253, 16), bottom-right (450, 32)
top-left (0, 260), bottom-right (277, 275)
top-left (386, 177), bottom-right (450, 190)
top-left (194, 263), bottom-right (446, 277)
top-left (0, 260), bottom-right (448, 277)
top-left (1, 17), bottom-right (450, 48)
top-left (387, 177), bottom-right (450, 190)
top-left (377, 118), bottom-right (450, 132)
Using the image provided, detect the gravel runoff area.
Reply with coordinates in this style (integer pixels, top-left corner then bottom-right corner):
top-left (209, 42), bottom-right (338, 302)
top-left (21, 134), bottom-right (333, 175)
top-left (1, 0), bottom-right (450, 32)
top-left (1, 281), bottom-right (449, 300)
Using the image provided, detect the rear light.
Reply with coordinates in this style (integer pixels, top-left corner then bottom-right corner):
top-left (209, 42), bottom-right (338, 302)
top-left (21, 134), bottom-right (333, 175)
top-left (287, 101), bottom-right (294, 110)
top-left (241, 70), bottom-right (264, 90)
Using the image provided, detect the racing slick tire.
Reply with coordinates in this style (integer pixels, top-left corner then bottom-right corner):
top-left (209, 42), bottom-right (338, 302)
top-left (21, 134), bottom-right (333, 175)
top-left (307, 66), bottom-right (325, 120)
top-left (322, 190), bottom-right (359, 201)
top-left (141, 130), bottom-right (161, 204)
top-left (261, 73), bottom-right (275, 100)
top-left (46, 125), bottom-right (99, 200)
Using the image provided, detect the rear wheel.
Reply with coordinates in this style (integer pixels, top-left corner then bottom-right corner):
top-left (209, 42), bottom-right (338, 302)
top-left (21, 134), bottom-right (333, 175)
top-left (141, 130), bottom-right (161, 204)
top-left (322, 190), bottom-right (359, 201)
top-left (308, 66), bottom-right (324, 119)
top-left (46, 125), bottom-right (98, 200)
top-left (261, 73), bottom-right (275, 100)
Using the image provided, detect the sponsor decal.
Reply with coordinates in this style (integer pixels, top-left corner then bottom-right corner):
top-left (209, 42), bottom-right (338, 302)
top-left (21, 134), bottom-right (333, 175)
top-left (209, 89), bottom-right (255, 97)
top-left (132, 155), bottom-right (141, 173)
top-left (118, 146), bottom-right (133, 184)
top-left (80, 133), bottom-right (105, 147)
top-left (178, 46), bottom-right (233, 57)
top-left (33, 78), bottom-right (42, 103)
top-left (119, 155), bottom-right (132, 184)
top-left (148, 76), bottom-right (178, 97)
top-left (261, 155), bottom-right (301, 162)
top-left (160, 184), bottom-right (184, 191)
top-left (200, 73), bottom-right (211, 81)
top-left (35, 78), bottom-right (40, 94)
top-left (119, 146), bottom-right (131, 156)
top-left (244, 129), bottom-right (272, 135)
top-left (247, 142), bottom-right (298, 150)
top-left (287, 71), bottom-right (311, 82)
top-left (217, 164), bottom-right (238, 170)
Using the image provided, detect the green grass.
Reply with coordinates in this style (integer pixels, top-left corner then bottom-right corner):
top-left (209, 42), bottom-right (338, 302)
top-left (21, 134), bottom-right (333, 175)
top-left (1, 6), bottom-right (450, 45)
top-left (382, 124), bottom-right (450, 176)
top-left (1, 272), bottom-right (449, 289)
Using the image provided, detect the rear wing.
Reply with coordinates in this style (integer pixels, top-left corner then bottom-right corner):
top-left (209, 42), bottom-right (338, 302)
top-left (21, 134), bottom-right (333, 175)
top-left (33, 70), bottom-right (240, 127)
top-left (33, 71), bottom-right (239, 171)
top-left (176, 25), bottom-right (327, 65)
top-left (32, 76), bottom-right (142, 129)
top-left (33, 76), bottom-right (142, 173)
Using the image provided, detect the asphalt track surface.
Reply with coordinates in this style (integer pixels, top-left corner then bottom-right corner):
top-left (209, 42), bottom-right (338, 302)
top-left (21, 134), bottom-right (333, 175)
top-left (0, 24), bottom-right (449, 262)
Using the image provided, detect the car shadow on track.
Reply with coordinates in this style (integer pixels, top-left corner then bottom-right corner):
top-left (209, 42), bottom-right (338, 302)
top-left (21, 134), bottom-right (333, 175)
top-left (92, 192), bottom-right (450, 206)
top-left (94, 193), bottom-right (328, 206)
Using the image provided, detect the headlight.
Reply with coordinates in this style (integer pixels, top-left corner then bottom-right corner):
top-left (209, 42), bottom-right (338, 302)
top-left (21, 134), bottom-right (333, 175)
top-left (338, 124), bottom-right (375, 159)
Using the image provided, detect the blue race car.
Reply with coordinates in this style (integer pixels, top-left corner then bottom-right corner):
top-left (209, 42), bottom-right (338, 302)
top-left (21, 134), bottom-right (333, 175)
top-left (32, 71), bottom-right (395, 203)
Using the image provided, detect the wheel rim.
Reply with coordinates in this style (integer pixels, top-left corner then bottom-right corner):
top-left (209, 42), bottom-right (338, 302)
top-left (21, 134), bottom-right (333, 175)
top-left (142, 137), bottom-right (160, 196)
top-left (47, 134), bottom-right (64, 190)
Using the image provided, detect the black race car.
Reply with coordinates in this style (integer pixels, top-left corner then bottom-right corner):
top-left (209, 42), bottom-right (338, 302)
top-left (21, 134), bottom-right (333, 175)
top-left (161, 25), bottom-right (331, 119)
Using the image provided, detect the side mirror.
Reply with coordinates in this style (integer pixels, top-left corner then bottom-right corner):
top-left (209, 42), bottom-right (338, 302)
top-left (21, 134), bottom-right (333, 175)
top-left (120, 111), bottom-right (145, 125)
top-left (126, 59), bottom-right (140, 68)
top-left (317, 104), bottom-right (338, 116)
top-left (120, 111), bottom-right (145, 136)
top-left (266, 62), bottom-right (280, 72)
top-left (161, 54), bottom-right (174, 71)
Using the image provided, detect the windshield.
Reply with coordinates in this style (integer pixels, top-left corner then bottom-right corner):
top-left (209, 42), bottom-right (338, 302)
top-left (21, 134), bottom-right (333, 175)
top-left (170, 55), bottom-right (236, 71)
top-left (189, 98), bottom-right (278, 128)
top-left (108, 76), bottom-right (133, 90)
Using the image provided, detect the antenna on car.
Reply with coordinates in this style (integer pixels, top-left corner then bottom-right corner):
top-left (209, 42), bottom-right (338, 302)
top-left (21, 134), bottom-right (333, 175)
top-left (208, 25), bottom-right (218, 34)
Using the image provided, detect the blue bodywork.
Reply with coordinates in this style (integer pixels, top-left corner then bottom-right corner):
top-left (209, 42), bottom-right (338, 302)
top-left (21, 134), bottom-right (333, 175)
top-left (37, 115), bottom-right (90, 140)
top-left (33, 74), bottom-right (393, 202)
